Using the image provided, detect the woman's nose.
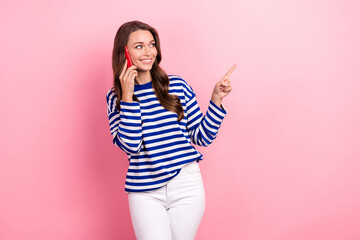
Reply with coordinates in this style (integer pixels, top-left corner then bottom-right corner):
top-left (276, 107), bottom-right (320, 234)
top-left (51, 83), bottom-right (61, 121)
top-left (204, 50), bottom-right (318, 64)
top-left (144, 46), bottom-right (151, 55)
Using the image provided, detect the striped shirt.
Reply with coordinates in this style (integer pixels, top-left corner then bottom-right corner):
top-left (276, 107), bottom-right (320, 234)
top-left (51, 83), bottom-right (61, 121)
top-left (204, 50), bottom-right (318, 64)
top-left (106, 75), bottom-right (227, 192)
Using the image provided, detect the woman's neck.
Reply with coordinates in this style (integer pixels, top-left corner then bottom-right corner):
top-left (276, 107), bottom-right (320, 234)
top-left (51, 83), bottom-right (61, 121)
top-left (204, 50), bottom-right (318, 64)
top-left (136, 70), bottom-right (151, 85)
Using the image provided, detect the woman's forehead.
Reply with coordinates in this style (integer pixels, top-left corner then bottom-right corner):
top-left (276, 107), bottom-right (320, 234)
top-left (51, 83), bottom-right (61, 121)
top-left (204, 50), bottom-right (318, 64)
top-left (128, 30), bottom-right (154, 44)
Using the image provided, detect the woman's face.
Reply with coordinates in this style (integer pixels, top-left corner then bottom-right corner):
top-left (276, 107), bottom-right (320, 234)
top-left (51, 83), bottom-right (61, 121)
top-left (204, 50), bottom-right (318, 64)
top-left (126, 30), bottom-right (158, 72)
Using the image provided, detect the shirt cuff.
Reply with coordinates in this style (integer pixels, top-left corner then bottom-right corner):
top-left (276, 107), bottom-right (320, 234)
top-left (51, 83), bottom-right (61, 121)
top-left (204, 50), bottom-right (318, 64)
top-left (209, 100), bottom-right (227, 116)
top-left (119, 101), bottom-right (141, 118)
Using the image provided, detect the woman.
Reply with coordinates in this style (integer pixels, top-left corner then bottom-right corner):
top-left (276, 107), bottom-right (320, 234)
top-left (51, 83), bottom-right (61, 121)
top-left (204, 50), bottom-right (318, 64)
top-left (106, 20), bottom-right (236, 240)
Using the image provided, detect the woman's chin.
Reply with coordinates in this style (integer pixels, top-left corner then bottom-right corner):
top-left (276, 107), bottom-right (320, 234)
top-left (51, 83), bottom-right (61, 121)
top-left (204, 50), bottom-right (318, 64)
top-left (136, 66), bottom-right (153, 72)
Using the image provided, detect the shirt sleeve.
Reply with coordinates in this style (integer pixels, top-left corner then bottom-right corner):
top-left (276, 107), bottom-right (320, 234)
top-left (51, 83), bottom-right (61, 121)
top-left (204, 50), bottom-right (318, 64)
top-left (184, 83), bottom-right (227, 147)
top-left (106, 89), bottom-right (143, 154)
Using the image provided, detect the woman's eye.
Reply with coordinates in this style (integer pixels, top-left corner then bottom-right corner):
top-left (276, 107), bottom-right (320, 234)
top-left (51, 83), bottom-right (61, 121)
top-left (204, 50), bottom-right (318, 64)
top-left (135, 45), bottom-right (142, 49)
top-left (150, 43), bottom-right (155, 47)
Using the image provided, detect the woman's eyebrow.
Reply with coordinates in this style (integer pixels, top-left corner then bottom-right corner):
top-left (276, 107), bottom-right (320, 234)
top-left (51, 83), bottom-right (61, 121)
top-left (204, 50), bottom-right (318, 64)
top-left (132, 40), bottom-right (155, 46)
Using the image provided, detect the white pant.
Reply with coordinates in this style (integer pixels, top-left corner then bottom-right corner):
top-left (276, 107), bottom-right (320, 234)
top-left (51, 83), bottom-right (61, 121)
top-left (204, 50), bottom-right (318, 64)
top-left (128, 161), bottom-right (206, 240)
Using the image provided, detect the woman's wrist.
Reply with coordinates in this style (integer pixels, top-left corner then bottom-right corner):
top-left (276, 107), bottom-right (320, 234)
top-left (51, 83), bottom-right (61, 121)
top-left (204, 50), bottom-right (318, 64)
top-left (122, 93), bottom-right (133, 103)
top-left (211, 94), bottom-right (222, 108)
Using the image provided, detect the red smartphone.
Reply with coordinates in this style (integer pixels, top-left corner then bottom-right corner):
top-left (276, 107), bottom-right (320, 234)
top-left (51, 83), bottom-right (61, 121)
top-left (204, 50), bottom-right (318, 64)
top-left (125, 46), bottom-right (133, 68)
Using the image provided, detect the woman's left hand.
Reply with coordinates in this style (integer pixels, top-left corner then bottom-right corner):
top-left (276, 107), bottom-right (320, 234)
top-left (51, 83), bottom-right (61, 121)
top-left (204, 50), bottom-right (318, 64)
top-left (211, 64), bottom-right (237, 107)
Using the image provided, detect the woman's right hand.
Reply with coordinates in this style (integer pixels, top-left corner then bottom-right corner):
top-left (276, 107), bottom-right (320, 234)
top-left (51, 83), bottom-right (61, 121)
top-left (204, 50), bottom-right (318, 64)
top-left (119, 59), bottom-right (138, 102)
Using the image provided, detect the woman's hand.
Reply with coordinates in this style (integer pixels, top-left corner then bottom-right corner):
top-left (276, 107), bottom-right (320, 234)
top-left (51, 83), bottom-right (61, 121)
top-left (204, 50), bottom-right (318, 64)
top-left (211, 64), bottom-right (237, 107)
top-left (119, 59), bottom-right (138, 102)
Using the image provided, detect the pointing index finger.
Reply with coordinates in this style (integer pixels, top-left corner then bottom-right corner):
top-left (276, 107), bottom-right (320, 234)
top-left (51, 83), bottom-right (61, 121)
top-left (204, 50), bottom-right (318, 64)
top-left (224, 64), bottom-right (237, 78)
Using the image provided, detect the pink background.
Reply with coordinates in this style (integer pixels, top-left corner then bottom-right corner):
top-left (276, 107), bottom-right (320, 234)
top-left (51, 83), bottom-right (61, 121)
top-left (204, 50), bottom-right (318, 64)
top-left (1, 0), bottom-right (360, 239)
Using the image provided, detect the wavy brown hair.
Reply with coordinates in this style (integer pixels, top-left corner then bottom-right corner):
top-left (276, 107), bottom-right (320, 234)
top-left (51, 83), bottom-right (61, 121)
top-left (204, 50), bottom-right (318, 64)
top-left (112, 20), bottom-right (184, 121)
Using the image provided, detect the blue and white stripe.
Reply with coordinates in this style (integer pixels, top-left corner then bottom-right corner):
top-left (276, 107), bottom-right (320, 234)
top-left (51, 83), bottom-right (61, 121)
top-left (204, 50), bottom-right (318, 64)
top-left (106, 75), bottom-right (227, 192)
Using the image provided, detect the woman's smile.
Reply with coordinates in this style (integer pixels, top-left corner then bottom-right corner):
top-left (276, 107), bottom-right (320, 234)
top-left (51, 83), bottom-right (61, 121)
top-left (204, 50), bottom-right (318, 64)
top-left (139, 58), bottom-right (153, 64)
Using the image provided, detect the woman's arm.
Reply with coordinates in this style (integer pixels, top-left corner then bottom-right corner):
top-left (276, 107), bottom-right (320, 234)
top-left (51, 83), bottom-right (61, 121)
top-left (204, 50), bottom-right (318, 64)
top-left (106, 89), bottom-right (143, 154)
top-left (185, 64), bottom-right (236, 146)
top-left (186, 93), bottom-right (227, 146)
